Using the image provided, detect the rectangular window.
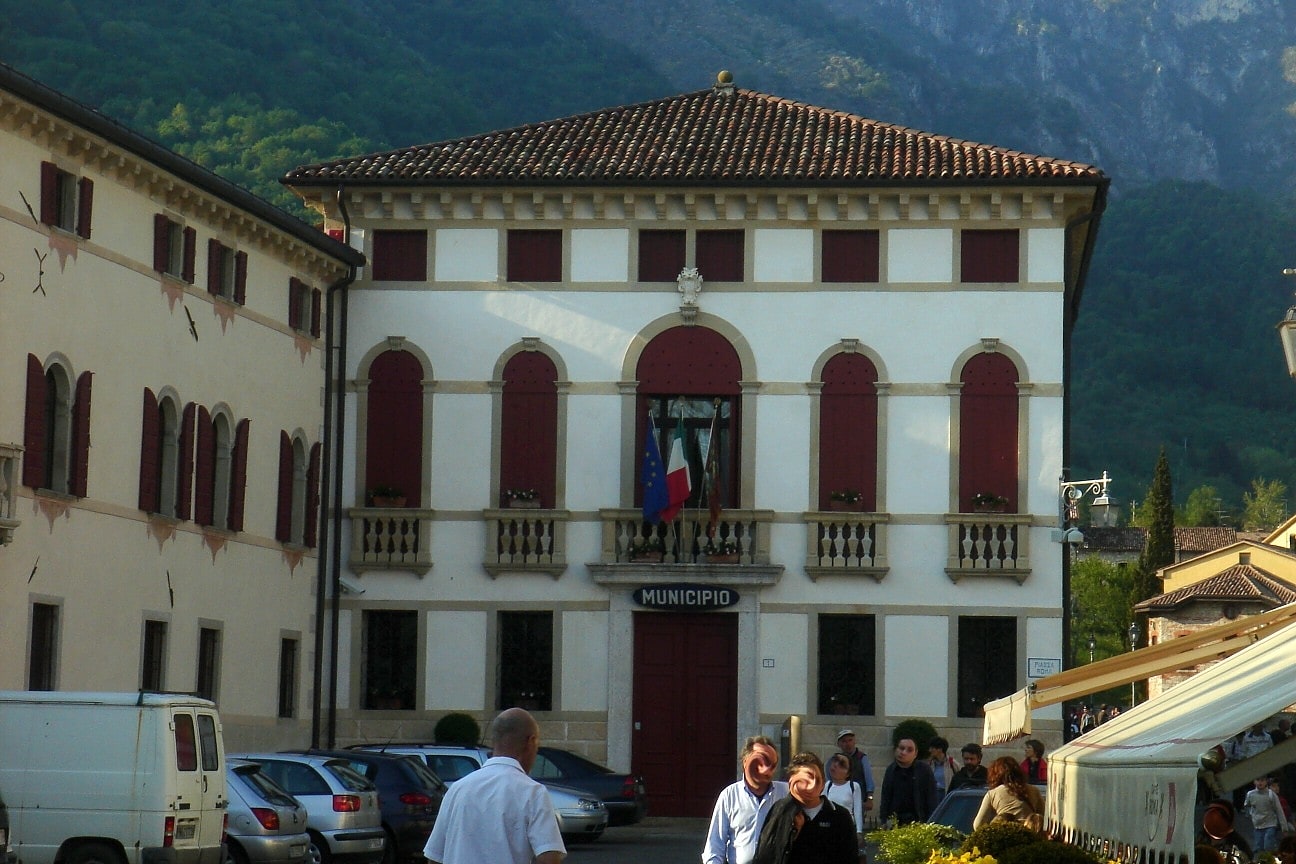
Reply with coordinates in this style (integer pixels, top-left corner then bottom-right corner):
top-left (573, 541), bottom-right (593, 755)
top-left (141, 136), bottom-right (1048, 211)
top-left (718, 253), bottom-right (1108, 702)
top-left (363, 610), bottom-right (417, 710)
top-left (288, 278), bottom-right (317, 334)
top-left (957, 616), bottom-right (1017, 718)
top-left (142, 619), bottom-right (167, 691)
top-left (278, 637), bottom-right (298, 719)
top-left (29, 602), bottom-right (59, 690)
top-left (40, 162), bottom-right (93, 238)
top-left (696, 229), bottom-right (744, 282)
top-left (196, 627), bottom-right (221, 701)
top-left (817, 614), bottom-right (876, 715)
top-left (174, 713), bottom-right (197, 771)
top-left (498, 611), bottom-right (553, 711)
top-left (507, 229), bottom-right (562, 282)
top-left (154, 215), bottom-right (196, 281)
top-left (822, 230), bottom-right (880, 283)
top-left (642, 396), bottom-right (738, 512)
top-left (961, 229), bottom-right (1020, 283)
top-left (207, 240), bottom-right (246, 302)
top-left (372, 230), bottom-right (428, 281)
top-left (638, 230), bottom-right (686, 282)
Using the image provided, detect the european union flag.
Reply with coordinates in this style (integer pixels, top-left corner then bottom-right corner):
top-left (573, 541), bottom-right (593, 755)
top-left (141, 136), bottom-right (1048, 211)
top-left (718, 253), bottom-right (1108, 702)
top-left (641, 418), bottom-right (668, 524)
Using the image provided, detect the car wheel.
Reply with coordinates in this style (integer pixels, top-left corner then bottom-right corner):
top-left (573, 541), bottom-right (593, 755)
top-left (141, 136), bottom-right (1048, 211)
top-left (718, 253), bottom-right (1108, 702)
top-left (307, 832), bottom-right (331, 864)
top-left (66, 844), bottom-right (125, 864)
top-left (225, 839), bottom-right (250, 864)
top-left (380, 827), bottom-right (397, 864)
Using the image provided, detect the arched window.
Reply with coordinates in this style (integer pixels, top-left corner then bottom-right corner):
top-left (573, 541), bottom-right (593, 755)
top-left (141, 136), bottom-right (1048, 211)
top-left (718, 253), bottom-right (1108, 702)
top-left (195, 408), bottom-right (248, 531)
top-left (23, 354), bottom-right (92, 497)
top-left (818, 353), bottom-right (879, 511)
top-left (365, 350), bottom-right (424, 507)
top-left (499, 352), bottom-right (557, 507)
top-left (277, 432), bottom-right (321, 547)
top-left (139, 389), bottom-right (194, 518)
top-left (958, 353), bottom-right (1020, 512)
top-left (635, 326), bottom-right (741, 511)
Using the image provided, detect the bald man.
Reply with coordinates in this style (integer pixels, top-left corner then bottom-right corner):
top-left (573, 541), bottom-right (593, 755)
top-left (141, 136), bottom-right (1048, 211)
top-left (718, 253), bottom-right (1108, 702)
top-left (424, 708), bottom-right (566, 864)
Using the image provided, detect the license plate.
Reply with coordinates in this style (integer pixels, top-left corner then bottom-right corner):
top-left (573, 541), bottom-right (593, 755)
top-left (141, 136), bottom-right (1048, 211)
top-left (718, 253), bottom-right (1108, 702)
top-left (367, 838), bottom-right (384, 850)
top-left (290, 845), bottom-right (306, 857)
top-left (175, 824), bottom-right (196, 841)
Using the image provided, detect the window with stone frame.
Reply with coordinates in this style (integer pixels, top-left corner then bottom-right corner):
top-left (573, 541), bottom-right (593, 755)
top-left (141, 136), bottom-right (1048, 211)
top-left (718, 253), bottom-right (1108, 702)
top-left (40, 161), bottom-right (93, 238)
top-left (23, 354), bottom-right (92, 497)
top-left (363, 610), bottom-right (417, 710)
top-left (29, 602), bottom-right (59, 691)
top-left (961, 229), bottom-right (1020, 283)
top-left (498, 611), bottom-right (552, 711)
top-left (957, 616), bottom-right (1016, 718)
top-left (817, 614), bottom-right (876, 715)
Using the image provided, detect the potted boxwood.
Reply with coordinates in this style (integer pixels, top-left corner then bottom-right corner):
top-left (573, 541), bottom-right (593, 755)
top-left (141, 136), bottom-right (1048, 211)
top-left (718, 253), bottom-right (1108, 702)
top-left (368, 484), bottom-right (406, 507)
top-left (504, 488), bottom-right (541, 508)
top-left (702, 537), bottom-right (740, 563)
top-left (628, 535), bottom-right (666, 562)
top-left (970, 491), bottom-right (1009, 513)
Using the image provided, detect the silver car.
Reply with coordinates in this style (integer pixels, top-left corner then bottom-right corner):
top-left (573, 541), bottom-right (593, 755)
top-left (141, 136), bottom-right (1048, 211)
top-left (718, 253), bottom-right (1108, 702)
top-left (224, 759), bottom-right (310, 864)
top-left (353, 744), bottom-right (608, 842)
top-left (232, 753), bottom-right (385, 864)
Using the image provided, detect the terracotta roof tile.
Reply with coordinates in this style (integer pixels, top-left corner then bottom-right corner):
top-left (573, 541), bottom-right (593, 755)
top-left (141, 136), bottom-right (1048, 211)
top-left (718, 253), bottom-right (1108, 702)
top-left (285, 80), bottom-right (1106, 187)
top-left (1080, 526), bottom-right (1238, 554)
top-left (1136, 565), bottom-right (1296, 612)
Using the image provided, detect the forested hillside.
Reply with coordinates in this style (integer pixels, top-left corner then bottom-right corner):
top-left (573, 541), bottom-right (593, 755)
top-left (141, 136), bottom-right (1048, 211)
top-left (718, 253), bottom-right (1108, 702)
top-left (5, 0), bottom-right (1296, 519)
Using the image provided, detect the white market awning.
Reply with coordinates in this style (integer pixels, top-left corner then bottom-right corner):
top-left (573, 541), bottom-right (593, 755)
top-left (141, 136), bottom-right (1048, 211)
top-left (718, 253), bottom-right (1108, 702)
top-left (1045, 623), bottom-right (1296, 862)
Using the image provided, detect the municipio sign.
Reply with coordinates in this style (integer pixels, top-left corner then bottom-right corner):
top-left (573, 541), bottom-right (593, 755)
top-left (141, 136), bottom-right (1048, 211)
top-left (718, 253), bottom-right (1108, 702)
top-left (633, 583), bottom-right (740, 611)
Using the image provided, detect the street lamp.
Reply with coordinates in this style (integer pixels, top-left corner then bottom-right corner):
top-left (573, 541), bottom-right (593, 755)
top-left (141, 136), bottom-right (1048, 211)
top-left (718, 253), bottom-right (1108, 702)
top-left (1088, 633), bottom-right (1096, 664)
top-left (1058, 471), bottom-right (1119, 537)
top-left (1128, 621), bottom-right (1140, 708)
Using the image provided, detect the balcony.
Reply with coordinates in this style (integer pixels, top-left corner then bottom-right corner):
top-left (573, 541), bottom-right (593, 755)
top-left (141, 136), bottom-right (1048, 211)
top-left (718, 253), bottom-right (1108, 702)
top-left (804, 511), bottom-right (890, 581)
top-left (484, 508), bottom-right (569, 578)
top-left (590, 509), bottom-right (783, 587)
top-left (348, 506), bottom-right (433, 575)
top-left (0, 443), bottom-right (22, 545)
top-left (945, 512), bottom-right (1032, 583)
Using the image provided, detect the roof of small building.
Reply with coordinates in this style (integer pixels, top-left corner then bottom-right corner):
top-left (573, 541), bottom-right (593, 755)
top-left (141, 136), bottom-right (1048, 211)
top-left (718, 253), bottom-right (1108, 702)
top-left (1135, 565), bottom-right (1296, 613)
top-left (284, 73), bottom-right (1108, 188)
top-left (1081, 526), bottom-right (1238, 554)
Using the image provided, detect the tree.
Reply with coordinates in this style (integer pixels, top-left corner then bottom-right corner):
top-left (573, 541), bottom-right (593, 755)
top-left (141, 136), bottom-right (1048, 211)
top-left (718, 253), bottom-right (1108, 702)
top-left (1131, 448), bottom-right (1174, 609)
top-left (1181, 485), bottom-right (1223, 527)
top-left (1241, 478), bottom-right (1288, 531)
top-left (1070, 556), bottom-right (1135, 666)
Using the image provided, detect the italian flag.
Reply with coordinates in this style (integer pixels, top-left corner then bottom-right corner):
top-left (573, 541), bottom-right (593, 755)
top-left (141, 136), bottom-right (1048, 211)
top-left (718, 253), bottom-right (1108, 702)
top-left (660, 418), bottom-right (691, 522)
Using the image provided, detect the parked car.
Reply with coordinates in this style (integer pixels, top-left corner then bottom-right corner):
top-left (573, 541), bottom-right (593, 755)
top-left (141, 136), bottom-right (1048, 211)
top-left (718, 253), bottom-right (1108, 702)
top-left (353, 744), bottom-right (608, 842)
top-left (531, 746), bottom-right (647, 825)
top-left (232, 753), bottom-right (385, 864)
top-left (285, 750), bottom-right (444, 864)
top-left (928, 784), bottom-right (1046, 834)
top-left (225, 758), bottom-right (310, 864)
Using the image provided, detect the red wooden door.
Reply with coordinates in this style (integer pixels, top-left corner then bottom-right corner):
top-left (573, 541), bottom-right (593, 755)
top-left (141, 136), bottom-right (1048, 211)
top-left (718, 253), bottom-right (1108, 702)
top-left (632, 611), bottom-right (738, 816)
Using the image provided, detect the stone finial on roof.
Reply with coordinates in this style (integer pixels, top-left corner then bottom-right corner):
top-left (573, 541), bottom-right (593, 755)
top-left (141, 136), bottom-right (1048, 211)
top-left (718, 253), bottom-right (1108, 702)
top-left (714, 69), bottom-right (734, 96)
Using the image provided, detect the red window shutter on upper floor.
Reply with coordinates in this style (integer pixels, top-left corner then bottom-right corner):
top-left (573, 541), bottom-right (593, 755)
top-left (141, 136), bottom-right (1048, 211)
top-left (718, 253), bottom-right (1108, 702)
top-left (500, 352), bottom-right (558, 507)
top-left (194, 406), bottom-right (214, 526)
top-left (23, 354), bottom-right (47, 488)
top-left (287, 278), bottom-right (302, 330)
top-left (70, 370), bottom-right (93, 498)
top-left (39, 162), bottom-right (58, 227)
top-left (638, 230), bottom-right (686, 282)
top-left (371, 230), bottom-right (428, 281)
top-left (75, 177), bottom-right (93, 239)
top-left (695, 230), bottom-right (744, 282)
top-left (305, 441), bottom-right (321, 548)
top-left (507, 229), bottom-right (562, 282)
top-left (227, 418), bottom-right (249, 531)
top-left (822, 230), bottom-right (880, 283)
top-left (275, 431), bottom-right (293, 542)
top-left (366, 350), bottom-right (424, 506)
top-left (177, 402), bottom-right (196, 521)
top-left (958, 353), bottom-right (1020, 511)
top-left (310, 288), bottom-right (322, 338)
top-left (818, 353), bottom-right (879, 511)
top-left (153, 215), bottom-right (172, 274)
top-left (182, 227), bottom-right (197, 284)
top-left (961, 229), bottom-right (1020, 283)
top-left (207, 240), bottom-right (223, 296)
top-left (139, 388), bottom-right (161, 512)
top-left (233, 251), bottom-right (248, 305)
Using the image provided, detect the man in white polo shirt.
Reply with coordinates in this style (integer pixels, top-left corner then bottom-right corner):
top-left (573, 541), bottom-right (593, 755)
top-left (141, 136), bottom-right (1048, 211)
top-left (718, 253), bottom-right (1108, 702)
top-left (424, 707), bottom-right (565, 864)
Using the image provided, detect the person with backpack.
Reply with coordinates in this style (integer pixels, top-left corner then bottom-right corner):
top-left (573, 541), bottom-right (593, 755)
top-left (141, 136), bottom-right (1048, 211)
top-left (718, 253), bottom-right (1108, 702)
top-left (824, 753), bottom-right (865, 853)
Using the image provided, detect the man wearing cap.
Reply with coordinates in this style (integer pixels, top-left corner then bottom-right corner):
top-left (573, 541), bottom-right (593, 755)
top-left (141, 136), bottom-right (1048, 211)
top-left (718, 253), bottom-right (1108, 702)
top-left (835, 729), bottom-right (874, 811)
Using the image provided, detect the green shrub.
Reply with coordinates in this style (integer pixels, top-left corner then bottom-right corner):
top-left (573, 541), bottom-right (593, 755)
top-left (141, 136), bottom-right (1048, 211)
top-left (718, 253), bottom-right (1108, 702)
top-left (997, 838), bottom-right (1106, 864)
top-left (433, 712), bottom-right (480, 744)
top-left (866, 821), bottom-right (964, 864)
top-left (959, 821), bottom-right (1040, 859)
top-left (890, 718), bottom-right (939, 755)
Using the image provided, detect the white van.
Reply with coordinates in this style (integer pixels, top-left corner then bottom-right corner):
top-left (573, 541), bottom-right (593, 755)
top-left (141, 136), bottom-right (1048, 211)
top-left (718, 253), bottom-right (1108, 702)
top-left (0, 691), bottom-right (226, 864)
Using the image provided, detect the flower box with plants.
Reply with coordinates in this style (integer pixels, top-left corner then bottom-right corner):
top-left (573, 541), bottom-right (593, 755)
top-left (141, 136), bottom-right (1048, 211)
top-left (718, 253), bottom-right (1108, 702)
top-left (828, 489), bottom-right (865, 512)
top-left (504, 488), bottom-right (541, 508)
top-left (970, 491), bottom-right (1009, 513)
top-left (702, 537), bottom-right (740, 563)
top-left (368, 484), bottom-right (406, 507)
top-left (627, 535), bottom-right (666, 562)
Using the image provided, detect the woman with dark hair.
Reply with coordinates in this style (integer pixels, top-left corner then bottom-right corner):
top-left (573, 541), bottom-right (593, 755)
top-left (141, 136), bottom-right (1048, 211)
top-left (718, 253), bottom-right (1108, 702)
top-left (1022, 739), bottom-right (1047, 783)
top-left (972, 756), bottom-right (1044, 830)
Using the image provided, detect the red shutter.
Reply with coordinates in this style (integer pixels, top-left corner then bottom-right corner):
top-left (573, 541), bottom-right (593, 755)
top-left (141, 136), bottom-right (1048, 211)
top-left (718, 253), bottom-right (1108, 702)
top-left (234, 251), bottom-right (248, 305)
top-left (177, 402), bottom-right (196, 520)
top-left (39, 162), bottom-right (58, 226)
top-left (506, 230), bottom-right (562, 282)
top-left (310, 288), bottom-right (322, 339)
top-left (194, 407), bottom-right (214, 525)
top-left (139, 388), bottom-right (161, 512)
top-left (958, 354), bottom-right (1020, 511)
top-left (637, 230), bottom-right (686, 282)
top-left (287, 279), bottom-right (301, 330)
top-left (153, 215), bottom-right (172, 273)
top-left (76, 177), bottom-right (93, 239)
top-left (227, 418), bottom-right (249, 531)
top-left (818, 354), bottom-right (879, 510)
top-left (365, 351), bottom-right (423, 507)
top-left (207, 240), bottom-right (222, 295)
top-left (305, 441), bottom-right (321, 549)
top-left (182, 227), bottom-right (197, 283)
top-left (70, 370), bottom-right (93, 497)
top-left (961, 230), bottom-right (1020, 283)
top-left (500, 352), bottom-right (558, 507)
top-left (23, 354), bottom-right (47, 488)
top-left (696, 230), bottom-right (744, 282)
top-left (822, 230), bottom-right (880, 283)
top-left (371, 230), bottom-right (428, 281)
top-left (275, 431), bottom-right (293, 542)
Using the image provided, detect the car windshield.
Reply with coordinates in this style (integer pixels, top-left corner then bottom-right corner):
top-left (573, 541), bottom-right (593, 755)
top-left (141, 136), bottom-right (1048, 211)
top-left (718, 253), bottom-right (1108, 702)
top-left (235, 763), bottom-right (298, 807)
top-left (401, 756), bottom-right (445, 790)
top-left (429, 754), bottom-right (480, 782)
top-left (325, 760), bottom-right (376, 792)
top-left (930, 791), bottom-right (985, 834)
